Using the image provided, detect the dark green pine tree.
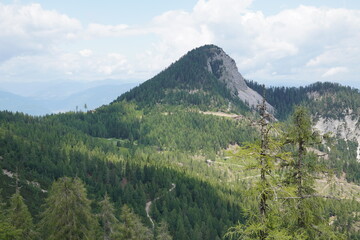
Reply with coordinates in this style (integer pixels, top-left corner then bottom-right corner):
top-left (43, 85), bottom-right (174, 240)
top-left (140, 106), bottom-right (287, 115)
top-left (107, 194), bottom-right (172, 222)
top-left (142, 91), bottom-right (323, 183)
top-left (39, 177), bottom-right (98, 240)
top-left (155, 220), bottom-right (173, 240)
top-left (0, 221), bottom-right (22, 240)
top-left (284, 106), bottom-right (345, 239)
top-left (99, 193), bottom-right (118, 240)
top-left (286, 106), bottom-right (316, 229)
top-left (115, 204), bottom-right (152, 240)
top-left (225, 93), bottom-right (292, 239)
top-left (0, 190), bottom-right (22, 240)
top-left (7, 190), bottom-right (36, 239)
top-left (174, 217), bottom-right (187, 240)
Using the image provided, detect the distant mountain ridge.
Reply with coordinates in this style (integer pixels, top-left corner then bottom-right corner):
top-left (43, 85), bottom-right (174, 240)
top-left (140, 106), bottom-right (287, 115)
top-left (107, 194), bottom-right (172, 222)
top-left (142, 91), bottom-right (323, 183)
top-left (0, 90), bottom-right (50, 115)
top-left (0, 81), bottom-right (138, 115)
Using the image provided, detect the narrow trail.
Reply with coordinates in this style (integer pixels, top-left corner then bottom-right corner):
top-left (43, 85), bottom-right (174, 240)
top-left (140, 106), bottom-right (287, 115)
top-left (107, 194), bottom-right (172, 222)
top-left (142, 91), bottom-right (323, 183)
top-left (238, 174), bottom-right (261, 180)
top-left (146, 183), bottom-right (176, 229)
top-left (318, 180), bottom-right (331, 195)
top-left (213, 161), bottom-right (245, 168)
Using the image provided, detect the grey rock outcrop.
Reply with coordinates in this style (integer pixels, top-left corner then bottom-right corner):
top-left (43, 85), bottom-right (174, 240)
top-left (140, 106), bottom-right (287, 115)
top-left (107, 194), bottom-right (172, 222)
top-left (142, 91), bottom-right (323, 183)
top-left (314, 113), bottom-right (360, 161)
top-left (205, 46), bottom-right (273, 112)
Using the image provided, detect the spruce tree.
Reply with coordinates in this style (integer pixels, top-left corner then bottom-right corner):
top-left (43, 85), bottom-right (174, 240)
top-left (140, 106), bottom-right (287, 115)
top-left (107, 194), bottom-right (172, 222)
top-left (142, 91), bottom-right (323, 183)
top-left (116, 204), bottom-right (152, 240)
top-left (283, 106), bottom-right (345, 239)
top-left (7, 190), bottom-right (35, 239)
top-left (39, 177), bottom-right (98, 240)
top-left (174, 217), bottom-right (187, 240)
top-left (155, 220), bottom-right (173, 240)
top-left (99, 193), bottom-right (118, 240)
top-left (258, 95), bottom-right (270, 240)
top-left (225, 93), bottom-right (291, 239)
top-left (0, 190), bottom-right (22, 239)
top-left (286, 106), bottom-right (315, 228)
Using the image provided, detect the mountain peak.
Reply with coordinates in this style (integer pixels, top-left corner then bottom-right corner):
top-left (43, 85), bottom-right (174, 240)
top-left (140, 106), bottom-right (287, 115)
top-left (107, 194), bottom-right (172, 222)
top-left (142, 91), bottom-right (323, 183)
top-left (117, 44), bottom-right (272, 112)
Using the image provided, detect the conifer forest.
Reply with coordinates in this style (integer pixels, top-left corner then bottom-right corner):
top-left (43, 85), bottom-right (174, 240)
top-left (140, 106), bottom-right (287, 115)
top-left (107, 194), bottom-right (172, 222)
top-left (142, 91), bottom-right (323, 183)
top-left (2, 45), bottom-right (360, 239)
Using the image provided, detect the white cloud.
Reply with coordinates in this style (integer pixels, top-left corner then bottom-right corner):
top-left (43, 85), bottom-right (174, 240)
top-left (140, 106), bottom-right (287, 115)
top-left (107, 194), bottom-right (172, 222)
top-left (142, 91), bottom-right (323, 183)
top-left (87, 23), bottom-right (128, 37)
top-left (79, 49), bottom-right (93, 57)
top-left (0, 3), bottom-right (81, 62)
top-left (1, 1), bottom-right (360, 88)
top-left (0, 50), bottom-right (130, 81)
top-left (322, 67), bottom-right (348, 78)
top-left (0, 3), bottom-right (134, 81)
top-left (193, 0), bottom-right (253, 22)
top-left (134, 9), bottom-right (215, 73)
top-left (135, 3), bottom-right (360, 85)
top-left (97, 53), bottom-right (128, 75)
top-left (306, 46), bottom-right (360, 68)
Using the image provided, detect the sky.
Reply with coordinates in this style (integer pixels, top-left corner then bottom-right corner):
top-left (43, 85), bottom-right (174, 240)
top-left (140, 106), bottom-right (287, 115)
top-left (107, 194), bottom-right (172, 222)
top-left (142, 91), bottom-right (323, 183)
top-left (1, 0), bottom-right (360, 89)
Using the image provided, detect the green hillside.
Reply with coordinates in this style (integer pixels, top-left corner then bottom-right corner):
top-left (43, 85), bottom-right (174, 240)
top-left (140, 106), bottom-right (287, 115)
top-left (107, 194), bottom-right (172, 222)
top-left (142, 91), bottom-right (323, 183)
top-left (1, 45), bottom-right (360, 239)
top-left (0, 110), bottom-right (245, 239)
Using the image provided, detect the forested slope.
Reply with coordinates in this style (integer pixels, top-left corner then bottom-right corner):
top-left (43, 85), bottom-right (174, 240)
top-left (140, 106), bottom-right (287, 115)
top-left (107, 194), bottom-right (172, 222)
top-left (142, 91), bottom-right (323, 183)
top-left (247, 80), bottom-right (360, 120)
top-left (0, 110), bottom-right (245, 239)
top-left (2, 44), bottom-right (360, 239)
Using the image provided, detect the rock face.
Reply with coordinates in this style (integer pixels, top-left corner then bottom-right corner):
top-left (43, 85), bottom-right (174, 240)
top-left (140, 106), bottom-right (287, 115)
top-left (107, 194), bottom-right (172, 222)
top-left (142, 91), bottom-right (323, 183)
top-left (314, 114), bottom-right (360, 161)
top-left (205, 45), bottom-right (273, 112)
